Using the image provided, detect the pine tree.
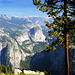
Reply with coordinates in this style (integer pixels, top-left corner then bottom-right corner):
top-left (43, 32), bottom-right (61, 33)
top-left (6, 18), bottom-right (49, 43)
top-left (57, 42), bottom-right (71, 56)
top-left (33, 0), bottom-right (75, 75)
top-left (7, 66), bottom-right (11, 73)
top-left (5, 67), bottom-right (8, 74)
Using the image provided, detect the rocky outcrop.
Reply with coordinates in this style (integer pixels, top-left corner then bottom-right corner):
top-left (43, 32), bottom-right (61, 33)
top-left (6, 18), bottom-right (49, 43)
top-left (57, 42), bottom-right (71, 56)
top-left (28, 26), bottom-right (46, 42)
top-left (0, 15), bottom-right (55, 71)
top-left (0, 31), bottom-right (25, 71)
top-left (16, 30), bottom-right (30, 45)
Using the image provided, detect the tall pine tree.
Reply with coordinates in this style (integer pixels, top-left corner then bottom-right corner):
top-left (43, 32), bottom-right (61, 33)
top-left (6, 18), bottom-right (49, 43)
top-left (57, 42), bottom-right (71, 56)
top-left (33, 0), bottom-right (75, 75)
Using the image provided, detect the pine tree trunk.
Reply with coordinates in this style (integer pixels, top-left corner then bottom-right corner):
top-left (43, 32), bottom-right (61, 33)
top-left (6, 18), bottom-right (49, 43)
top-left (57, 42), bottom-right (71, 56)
top-left (64, 0), bottom-right (69, 75)
top-left (65, 33), bottom-right (69, 75)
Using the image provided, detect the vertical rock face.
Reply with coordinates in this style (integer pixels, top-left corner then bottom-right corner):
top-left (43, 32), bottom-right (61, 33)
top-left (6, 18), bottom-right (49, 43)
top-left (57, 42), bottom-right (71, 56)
top-left (1, 44), bottom-right (8, 66)
top-left (16, 31), bottom-right (30, 45)
top-left (28, 26), bottom-right (46, 42)
top-left (0, 32), bottom-right (25, 71)
top-left (0, 25), bottom-right (46, 71)
top-left (0, 42), bottom-right (25, 71)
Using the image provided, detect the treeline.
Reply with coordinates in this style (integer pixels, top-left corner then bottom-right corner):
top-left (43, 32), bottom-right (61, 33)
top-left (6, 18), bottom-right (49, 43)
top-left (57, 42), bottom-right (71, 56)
top-left (0, 63), bottom-right (11, 74)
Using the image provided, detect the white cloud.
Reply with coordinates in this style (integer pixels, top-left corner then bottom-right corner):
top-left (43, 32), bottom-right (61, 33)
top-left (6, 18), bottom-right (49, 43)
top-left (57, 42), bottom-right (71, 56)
top-left (29, 16), bottom-right (38, 17)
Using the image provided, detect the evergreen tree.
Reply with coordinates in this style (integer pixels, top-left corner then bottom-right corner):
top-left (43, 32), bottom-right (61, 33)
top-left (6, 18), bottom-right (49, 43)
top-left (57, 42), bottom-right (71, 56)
top-left (7, 66), bottom-right (11, 73)
top-left (1, 65), bottom-right (8, 74)
top-left (5, 66), bottom-right (8, 74)
top-left (33, 0), bottom-right (75, 75)
top-left (1, 65), bottom-right (6, 73)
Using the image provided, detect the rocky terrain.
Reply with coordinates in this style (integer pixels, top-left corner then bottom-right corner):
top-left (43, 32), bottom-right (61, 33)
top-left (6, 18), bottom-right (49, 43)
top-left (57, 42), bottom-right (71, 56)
top-left (0, 31), bottom-right (26, 71)
top-left (0, 14), bottom-right (54, 71)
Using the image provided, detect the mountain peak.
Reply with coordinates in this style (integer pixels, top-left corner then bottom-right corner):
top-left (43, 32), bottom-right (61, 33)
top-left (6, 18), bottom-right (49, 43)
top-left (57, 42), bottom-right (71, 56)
top-left (28, 26), bottom-right (45, 42)
top-left (0, 14), bottom-right (11, 20)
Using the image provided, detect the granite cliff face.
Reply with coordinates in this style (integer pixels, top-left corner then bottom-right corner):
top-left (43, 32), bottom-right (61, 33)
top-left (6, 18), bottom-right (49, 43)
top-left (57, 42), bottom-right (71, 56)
top-left (16, 30), bottom-right (30, 45)
top-left (28, 26), bottom-right (46, 42)
top-left (0, 15), bottom-right (52, 71)
top-left (0, 31), bottom-right (26, 71)
top-left (0, 28), bottom-right (46, 71)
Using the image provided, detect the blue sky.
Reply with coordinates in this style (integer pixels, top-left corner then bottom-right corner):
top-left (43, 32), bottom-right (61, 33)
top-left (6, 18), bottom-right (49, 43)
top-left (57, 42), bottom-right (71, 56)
top-left (0, 0), bottom-right (47, 17)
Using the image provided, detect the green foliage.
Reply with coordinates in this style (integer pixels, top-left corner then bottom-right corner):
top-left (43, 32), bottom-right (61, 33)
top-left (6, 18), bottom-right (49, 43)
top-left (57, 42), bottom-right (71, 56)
top-left (33, 42), bottom-right (46, 52)
top-left (20, 56), bottom-right (31, 69)
top-left (44, 71), bottom-right (49, 75)
top-left (7, 66), bottom-right (11, 73)
top-left (1, 65), bottom-right (7, 73)
top-left (5, 67), bottom-right (8, 74)
top-left (0, 63), bottom-right (11, 74)
top-left (33, 0), bottom-right (75, 51)
top-left (17, 40), bottom-right (32, 54)
top-left (53, 46), bottom-right (56, 50)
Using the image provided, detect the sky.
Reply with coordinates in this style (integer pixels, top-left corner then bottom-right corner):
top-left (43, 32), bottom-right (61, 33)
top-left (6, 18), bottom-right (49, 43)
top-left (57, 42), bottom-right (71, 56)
top-left (0, 0), bottom-right (47, 17)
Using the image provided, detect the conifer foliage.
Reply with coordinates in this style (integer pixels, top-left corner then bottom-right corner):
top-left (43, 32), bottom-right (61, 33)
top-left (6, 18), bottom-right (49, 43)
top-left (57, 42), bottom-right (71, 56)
top-left (0, 63), bottom-right (11, 74)
top-left (33, 0), bottom-right (75, 75)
